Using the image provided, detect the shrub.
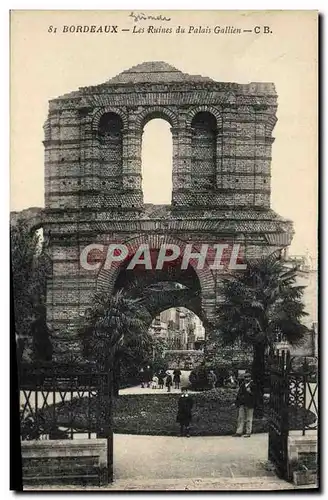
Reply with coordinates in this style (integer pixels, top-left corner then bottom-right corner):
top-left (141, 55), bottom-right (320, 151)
top-left (189, 360), bottom-right (255, 390)
top-left (189, 364), bottom-right (211, 390)
top-left (214, 367), bottom-right (231, 387)
top-left (290, 356), bottom-right (318, 381)
top-left (152, 357), bottom-right (168, 375)
top-left (195, 387), bottom-right (238, 405)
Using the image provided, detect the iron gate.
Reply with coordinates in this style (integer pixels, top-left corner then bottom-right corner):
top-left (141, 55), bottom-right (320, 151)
top-left (19, 364), bottom-right (113, 485)
top-left (268, 350), bottom-right (318, 480)
top-left (268, 350), bottom-right (290, 479)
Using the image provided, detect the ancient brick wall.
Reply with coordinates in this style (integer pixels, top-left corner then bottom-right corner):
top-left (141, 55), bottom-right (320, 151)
top-left (44, 62), bottom-right (279, 214)
top-left (41, 62), bottom-right (294, 359)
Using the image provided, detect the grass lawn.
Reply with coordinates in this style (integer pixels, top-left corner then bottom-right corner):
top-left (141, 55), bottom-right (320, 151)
top-left (34, 388), bottom-right (316, 438)
top-left (113, 389), bottom-right (266, 436)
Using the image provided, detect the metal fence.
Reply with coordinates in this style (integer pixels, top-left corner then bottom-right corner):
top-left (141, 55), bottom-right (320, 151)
top-left (288, 357), bottom-right (318, 435)
top-left (268, 350), bottom-right (318, 479)
top-left (19, 365), bottom-right (110, 441)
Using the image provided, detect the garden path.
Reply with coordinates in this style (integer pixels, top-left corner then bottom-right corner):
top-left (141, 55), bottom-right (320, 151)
top-left (113, 433), bottom-right (275, 481)
top-left (119, 370), bottom-right (192, 395)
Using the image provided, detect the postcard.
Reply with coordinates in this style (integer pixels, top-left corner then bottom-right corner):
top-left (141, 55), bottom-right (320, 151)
top-left (10, 10), bottom-right (318, 491)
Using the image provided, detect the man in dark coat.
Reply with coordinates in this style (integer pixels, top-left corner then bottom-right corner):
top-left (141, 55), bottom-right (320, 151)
top-left (176, 387), bottom-right (194, 437)
top-left (233, 372), bottom-right (256, 437)
top-left (173, 368), bottom-right (182, 389)
top-left (139, 368), bottom-right (145, 388)
top-left (158, 369), bottom-right (165, 389)
top-left (165, 371), bottom-right (173, 392)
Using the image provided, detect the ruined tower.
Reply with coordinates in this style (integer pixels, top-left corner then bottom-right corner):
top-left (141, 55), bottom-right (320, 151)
top-left (41, 62), bottom-right (293, 358)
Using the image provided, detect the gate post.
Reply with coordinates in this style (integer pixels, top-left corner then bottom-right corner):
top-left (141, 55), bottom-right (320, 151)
top-left (268, 349), bottom-right (290, 479)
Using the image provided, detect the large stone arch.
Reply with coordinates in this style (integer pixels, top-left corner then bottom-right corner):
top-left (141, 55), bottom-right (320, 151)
top-left (96, 232), bottom-right (216, 319)
top-left (140, 288), bottom-right (203, 324)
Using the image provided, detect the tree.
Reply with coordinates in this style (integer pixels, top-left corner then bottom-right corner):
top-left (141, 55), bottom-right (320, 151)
top-left (213, 256), bottom-right (309, 407)
top-left (151, 335), bottom-right (169, 374)
top-left (79, 290), bottom-right (153, 395)
top-left (79, 282), bottom-right (199, 393)
top-left (30, 304), bottom-right (53, 362)
top-left (10, 218), bottom-right (52, 363)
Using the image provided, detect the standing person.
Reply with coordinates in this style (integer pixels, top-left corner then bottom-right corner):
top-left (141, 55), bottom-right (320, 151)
top-left (158, 369), bottom-right (165, 389)
top-left (176, 387), bottom-right (194, 437)
top-left (151, 375), bottom-right (159, 389)
top-left (165, 371), bottom-right (173, 392)
top-left (208, 369), bottom-right (217, 389)
top-left (224, 371), bottom-right (238, 389)
top-left (233, 372), bottom-right (256, 437)
top-left (139, 367), bottom-right (145, 388)
top-left (145, 365), bottom-right (152, 388)
top-left (173, 368), bottom-right (182, 389)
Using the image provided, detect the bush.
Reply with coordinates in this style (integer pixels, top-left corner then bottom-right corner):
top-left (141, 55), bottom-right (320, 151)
top-left (195, 387), bottom-right (238, 405)
top-left (214, 367), bottom-right (231, 387)
top-left (290, 356), bottom-right (318, 381)
top-left (189, 364), bottom-right (211, 390)
top-left (152, 357), bottom-right (168, 376)
top-left (118, 363), bottom-right (140, 389)
top-left (189, 359), bottom-right (254, 390)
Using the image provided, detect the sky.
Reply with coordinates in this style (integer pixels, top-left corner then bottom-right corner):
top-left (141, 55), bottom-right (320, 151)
top-left (10, 10), bottom-right (318, 259)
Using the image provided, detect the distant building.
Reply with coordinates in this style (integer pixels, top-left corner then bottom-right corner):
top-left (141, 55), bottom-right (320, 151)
top-left (277, 252), bottom-right (318, 357)
top-left (148, 316), bottom-right (168, 339)
top-left (149, 307), bottom-right (205, 351)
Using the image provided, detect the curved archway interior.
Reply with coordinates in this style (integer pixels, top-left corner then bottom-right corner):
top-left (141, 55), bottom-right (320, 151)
top-left (141, 118), bottom-right (173, 204)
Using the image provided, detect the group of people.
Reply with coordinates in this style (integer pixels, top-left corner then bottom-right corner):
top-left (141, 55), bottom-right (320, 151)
top-left (139, 366), bottom-right (256, 438)
top-left (207, 369), bottom-right (239, 389)
top-left (140, 367), bottom-right (182, 392)
top-left (175, 372), bottom-right (257, 438)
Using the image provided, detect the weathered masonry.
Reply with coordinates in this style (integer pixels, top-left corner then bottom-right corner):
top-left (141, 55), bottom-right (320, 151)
top-left (41, 61), bottom-right (294, 358)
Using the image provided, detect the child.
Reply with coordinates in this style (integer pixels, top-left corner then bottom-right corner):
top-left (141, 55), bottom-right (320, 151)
top-left (165, 371), bottom-right (173, 392)
top-left (176, 387), bottom-right (194, 437)
top-left (151, 375), bottom-right (159, 389)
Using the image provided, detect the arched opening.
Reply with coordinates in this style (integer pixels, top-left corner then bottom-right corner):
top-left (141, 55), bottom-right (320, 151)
top-left (191, 111), bottom-right (217, 190)
top-left (98, 112), bottom-right (123, 186)
top-left (149, 306), bottom-right (205, 352)
top-left (106, 247), bottom-right (204, 384)
top-left (141, 118), bottom-right (173, 204)
top-left (111, 250), bottom-right (202, 319)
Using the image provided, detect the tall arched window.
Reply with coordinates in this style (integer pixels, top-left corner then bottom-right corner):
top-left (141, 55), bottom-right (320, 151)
top-left (191, 112), bottom-right (217, 190)
top-left (98, 112), bottom-right (123, 185)
top-left (141, 118), bottom-right (173, 204)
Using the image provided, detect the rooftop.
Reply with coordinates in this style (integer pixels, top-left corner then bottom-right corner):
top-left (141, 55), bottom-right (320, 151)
top-left (106, 61), bottom-right (214, 84)
top-left (51, 61), bottom-right (276, 103)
